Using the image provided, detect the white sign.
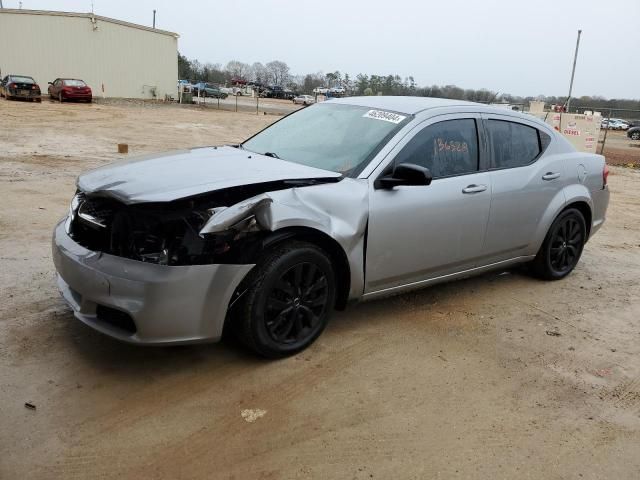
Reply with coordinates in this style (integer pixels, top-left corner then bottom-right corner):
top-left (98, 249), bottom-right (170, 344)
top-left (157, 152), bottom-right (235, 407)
top-left (362, 109), bottom-right (406, 124)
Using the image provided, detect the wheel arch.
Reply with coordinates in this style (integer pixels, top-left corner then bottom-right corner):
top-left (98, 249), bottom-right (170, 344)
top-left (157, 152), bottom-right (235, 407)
top-left (564, 200), bottom-right (592, 239)
top-left (258, 226), bottom-right (352, 310)
top-left (530, 185), bottom-right (595, 255)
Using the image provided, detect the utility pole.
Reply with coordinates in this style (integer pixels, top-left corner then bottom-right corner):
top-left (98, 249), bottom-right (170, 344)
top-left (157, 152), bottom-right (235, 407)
top-left (566, 29), bottom-right (582, 113)
top-left (0, 1), bottom-right (4, 9)
top-left (152, 9), bottom-right (156, 28)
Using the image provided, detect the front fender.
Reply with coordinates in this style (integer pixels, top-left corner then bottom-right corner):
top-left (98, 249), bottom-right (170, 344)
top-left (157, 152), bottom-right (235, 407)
top-left (200, 179), bottom-right (369, 300)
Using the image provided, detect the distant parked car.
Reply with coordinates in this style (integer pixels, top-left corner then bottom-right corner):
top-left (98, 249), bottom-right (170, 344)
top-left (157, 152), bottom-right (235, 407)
top-left (612, 119), bottom-right (630, 130)
top-left (627, 127), bottom-right (640, 141)
top-left (313, 87), bottom-right (329, 94)
top-left (177, 80), bottom-right (193, 92)
top-left (0, 75), bottom-right (42, 102)
top-left (293, 94), bottom-right (315, 105)
top-left (601, 119), bottom-right (630, 130)
top-left (192, 82), bottom-right (228, 99)
top-left (48, 78), bottom-right (92, 103)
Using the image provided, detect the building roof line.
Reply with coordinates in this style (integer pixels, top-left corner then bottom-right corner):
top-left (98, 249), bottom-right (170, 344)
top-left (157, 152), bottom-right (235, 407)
top-left (0, 8), bottom-right (179, 38)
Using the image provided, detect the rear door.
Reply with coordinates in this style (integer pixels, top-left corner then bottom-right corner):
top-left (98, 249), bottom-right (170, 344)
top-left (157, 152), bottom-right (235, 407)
top-left (365, 114), bottom-right (492, 293)
top-left (481, 114), bottom-right (566, 262)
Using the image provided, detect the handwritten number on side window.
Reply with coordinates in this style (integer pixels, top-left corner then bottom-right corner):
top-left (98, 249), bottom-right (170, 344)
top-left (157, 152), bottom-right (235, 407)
top-left (437, 138), bottom-right (468, 153)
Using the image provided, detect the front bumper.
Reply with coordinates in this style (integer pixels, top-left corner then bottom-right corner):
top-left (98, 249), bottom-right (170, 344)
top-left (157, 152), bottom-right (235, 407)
top-left (52, 220), bottom-right (254, 345)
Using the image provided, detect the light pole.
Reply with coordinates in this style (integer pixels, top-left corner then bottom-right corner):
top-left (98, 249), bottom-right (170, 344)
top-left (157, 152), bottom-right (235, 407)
top-left (566, 29), bottom-right (582, 113)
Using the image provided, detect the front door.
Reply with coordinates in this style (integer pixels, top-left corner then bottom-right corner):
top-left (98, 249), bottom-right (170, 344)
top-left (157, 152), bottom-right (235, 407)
top-left (365, 116), bottom-right (492, 294)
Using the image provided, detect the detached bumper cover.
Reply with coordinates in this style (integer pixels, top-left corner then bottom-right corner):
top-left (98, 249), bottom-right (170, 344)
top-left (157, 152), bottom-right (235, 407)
top-left (52, 220), bottom-right (254, 345)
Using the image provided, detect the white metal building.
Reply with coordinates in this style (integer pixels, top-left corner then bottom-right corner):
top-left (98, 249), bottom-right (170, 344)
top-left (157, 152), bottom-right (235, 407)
top-left (0, 9), bottom-right (178, 99)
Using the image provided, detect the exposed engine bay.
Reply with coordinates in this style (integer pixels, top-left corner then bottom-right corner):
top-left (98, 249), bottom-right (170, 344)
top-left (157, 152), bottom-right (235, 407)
top-left (68, 179), bottom-right (340, 266)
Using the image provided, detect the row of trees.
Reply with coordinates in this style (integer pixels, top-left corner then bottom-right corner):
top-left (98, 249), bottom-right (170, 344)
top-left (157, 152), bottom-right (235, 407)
top-left (178, 55), bottom-right (291, 87)
top-left (177, 54), bottom-right (639, 111)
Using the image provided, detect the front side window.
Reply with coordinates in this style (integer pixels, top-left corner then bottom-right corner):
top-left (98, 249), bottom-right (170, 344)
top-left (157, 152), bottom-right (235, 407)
top-left (487, 120), bottom-right (541, 169)
top-left (393, 119), bottom-right (479, 178)
top-left (243, 103), bottom-right (410, 176)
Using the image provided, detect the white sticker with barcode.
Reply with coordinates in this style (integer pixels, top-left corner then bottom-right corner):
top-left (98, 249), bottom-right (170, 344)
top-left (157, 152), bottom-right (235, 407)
top-left (362, 109), bottom-right (406, 124)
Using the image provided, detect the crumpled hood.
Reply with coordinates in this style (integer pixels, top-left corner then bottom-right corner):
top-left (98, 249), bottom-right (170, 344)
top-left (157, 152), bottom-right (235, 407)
top-left (77, 146), bottom-right (341, 204)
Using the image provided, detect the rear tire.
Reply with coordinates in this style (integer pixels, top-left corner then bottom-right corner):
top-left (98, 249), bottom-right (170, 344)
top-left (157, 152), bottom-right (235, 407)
top-left (529, 208), bottom-right (586, 280)
top-left (631, 131), bottom-right (640, 140)
top-left (232, 241), bottom-right (336, 358)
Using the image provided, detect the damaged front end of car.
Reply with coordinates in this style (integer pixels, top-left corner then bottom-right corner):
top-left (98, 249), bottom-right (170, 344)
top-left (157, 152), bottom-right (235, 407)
top-left (67, 178), bottom-right (342, 268)
top-left (56, 168), bottom-right (369, 345)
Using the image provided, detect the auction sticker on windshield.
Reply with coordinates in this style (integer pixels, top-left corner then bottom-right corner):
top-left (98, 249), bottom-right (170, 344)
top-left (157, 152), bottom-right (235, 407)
top-left (363, 110), bottom-right (407, 124)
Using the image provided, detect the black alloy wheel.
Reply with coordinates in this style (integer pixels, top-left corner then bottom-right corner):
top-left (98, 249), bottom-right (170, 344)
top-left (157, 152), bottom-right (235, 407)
top-left (531, 208), bottom-right (586, 280)
top-left (549, 216), bottom-right (582, 274)
top-left (264, 262), bottom-right (329, 344)
top-left (233, 241), bottom-right (336, 358)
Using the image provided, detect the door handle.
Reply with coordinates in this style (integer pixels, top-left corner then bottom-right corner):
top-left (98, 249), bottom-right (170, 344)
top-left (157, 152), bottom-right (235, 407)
top-left (462, 184), bottom-right (487, 194)
top-left (542, 172), bottom-right (561, 181)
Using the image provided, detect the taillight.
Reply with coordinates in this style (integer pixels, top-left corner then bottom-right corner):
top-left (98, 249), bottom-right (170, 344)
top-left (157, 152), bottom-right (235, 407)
top-left (603, 163), bottom-right (609, 188)
top-left (32, 85), bottom-right (38, 90)
top-left (8, 82), bottom-right (16, 88)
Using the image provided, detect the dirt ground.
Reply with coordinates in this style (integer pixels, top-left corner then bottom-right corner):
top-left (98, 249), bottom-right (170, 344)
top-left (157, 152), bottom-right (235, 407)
top-left (1, 100), bottom-right (640, 479)
top-left (598, 130), bottom-right (640, 168)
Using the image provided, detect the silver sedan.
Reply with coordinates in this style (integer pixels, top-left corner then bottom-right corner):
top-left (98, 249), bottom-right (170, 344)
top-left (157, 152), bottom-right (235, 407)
top-left (53, 97), bottom-right (610, 357)
top-left (292, 94), bottom-right (315, 105)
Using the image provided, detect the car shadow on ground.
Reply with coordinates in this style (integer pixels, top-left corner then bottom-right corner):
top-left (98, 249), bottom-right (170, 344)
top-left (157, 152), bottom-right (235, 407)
top-left (57, 266), bottom-right (535, 375)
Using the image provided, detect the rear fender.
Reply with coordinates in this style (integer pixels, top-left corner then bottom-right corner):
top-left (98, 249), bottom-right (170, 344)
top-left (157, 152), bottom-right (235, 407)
top-left (528, 183), bottom-right (593, 255)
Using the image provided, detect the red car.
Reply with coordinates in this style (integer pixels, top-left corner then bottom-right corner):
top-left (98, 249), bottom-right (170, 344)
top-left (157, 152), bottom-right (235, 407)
top-left (48, 78), bottom-right (92, 103)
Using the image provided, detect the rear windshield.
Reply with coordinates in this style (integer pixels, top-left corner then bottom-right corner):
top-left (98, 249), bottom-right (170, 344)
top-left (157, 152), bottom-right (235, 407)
top-left (63, 79), bottom-right (86, 86)
top-left (10, 76), bottom-right (35, 84)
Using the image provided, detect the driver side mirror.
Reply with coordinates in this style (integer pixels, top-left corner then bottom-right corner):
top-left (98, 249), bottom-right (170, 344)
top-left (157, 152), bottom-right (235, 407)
top-left (374, 163), bottom-right (433, 189)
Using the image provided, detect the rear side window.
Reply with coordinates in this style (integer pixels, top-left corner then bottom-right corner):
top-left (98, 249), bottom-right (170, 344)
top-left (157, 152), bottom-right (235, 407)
top-left (487, 120), bottom-right (541, 169)
top-left (394, 119), bottom-right (479, 178)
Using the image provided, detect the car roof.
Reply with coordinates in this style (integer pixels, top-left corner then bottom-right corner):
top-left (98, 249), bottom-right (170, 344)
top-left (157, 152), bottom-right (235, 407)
top-left (327, 96), bottom-right (479, 115)
top-left (326, 96), bottom-right (553, 129)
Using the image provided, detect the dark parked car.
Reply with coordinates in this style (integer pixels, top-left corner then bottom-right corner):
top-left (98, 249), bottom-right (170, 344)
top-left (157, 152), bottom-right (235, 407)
top-left (0, 75), bottom-right (41, 102)
top-left (628, 127), bottom-right (640, 141)
top-left (48, 78), bottom-right (92, 103)
top-left (192, 82), bottom-right (228, 99)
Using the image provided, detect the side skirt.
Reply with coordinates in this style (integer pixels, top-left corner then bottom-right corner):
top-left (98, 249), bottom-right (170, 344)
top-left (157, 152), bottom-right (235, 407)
top-left (361, 256), bottom-right (535, 301)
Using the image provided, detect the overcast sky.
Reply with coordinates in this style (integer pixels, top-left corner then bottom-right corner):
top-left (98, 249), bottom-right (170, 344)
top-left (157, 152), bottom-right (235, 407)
top-left (5, 0), bottom-right (639, 99)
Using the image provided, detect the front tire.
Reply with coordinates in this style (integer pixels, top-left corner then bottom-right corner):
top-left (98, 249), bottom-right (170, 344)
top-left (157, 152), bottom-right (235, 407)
top-left (530, 208), bottom-right (586, 280)
top-left (233, 241), bottom-right (336, 358)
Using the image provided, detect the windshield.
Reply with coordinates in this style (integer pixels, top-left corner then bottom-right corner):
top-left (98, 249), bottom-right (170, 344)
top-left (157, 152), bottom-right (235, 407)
top-left (64, 79), bottom-right (86, 86)
top-left (11, 76), bottom-right (34, 84)
top-left (242, 103), bottom-right (410, 176)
